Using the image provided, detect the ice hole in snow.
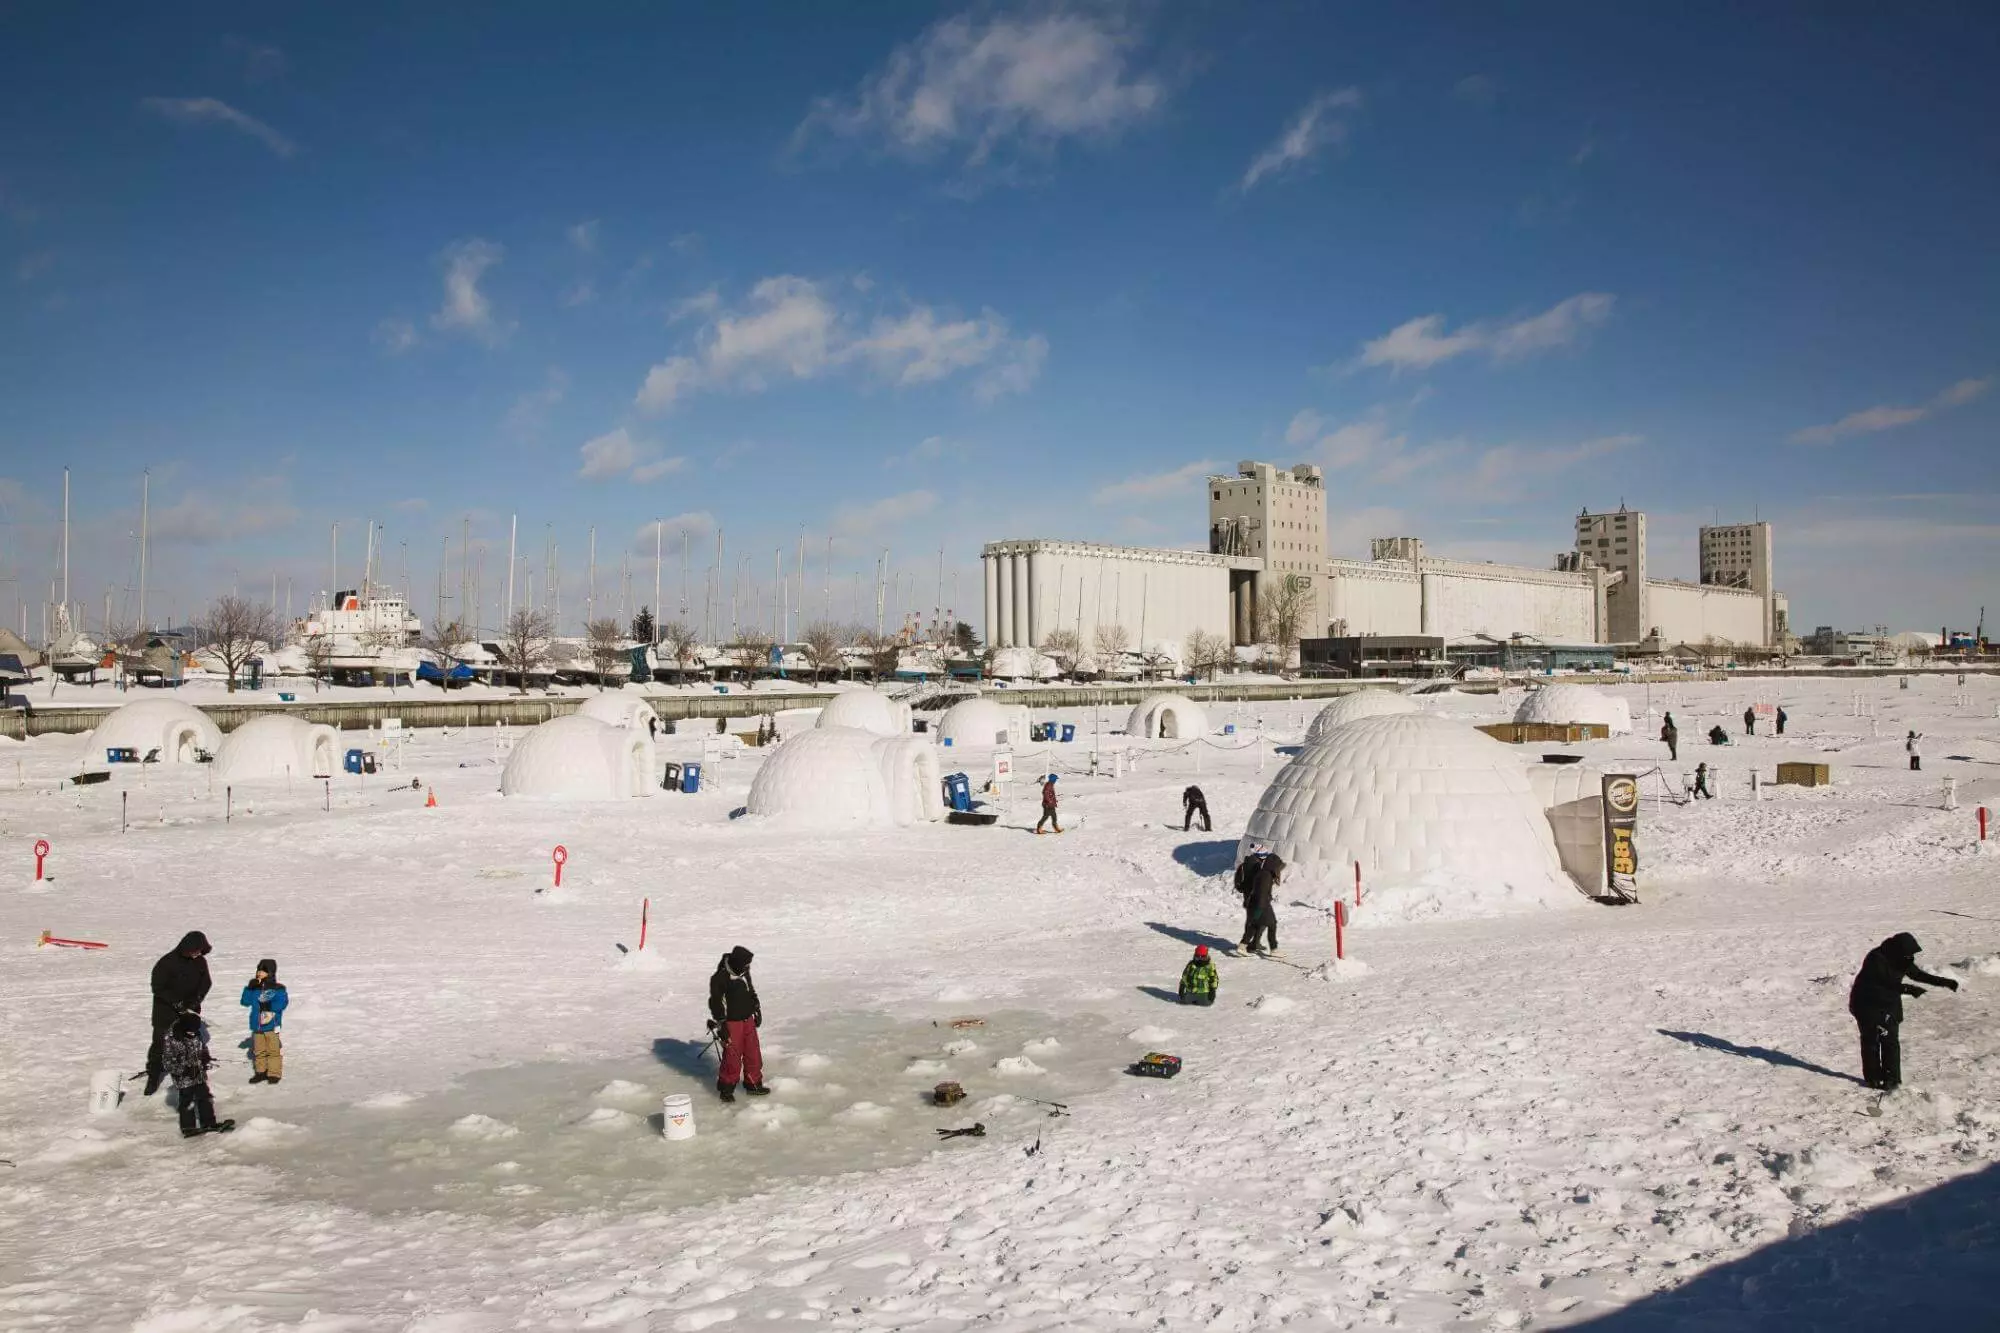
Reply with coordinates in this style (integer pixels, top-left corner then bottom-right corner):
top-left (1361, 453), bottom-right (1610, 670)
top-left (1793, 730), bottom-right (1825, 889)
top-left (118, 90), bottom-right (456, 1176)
top-left (500, 714), bottom-right (656, 800)
top-left (213, 715), bottom-right (340, 782)
top-left (240, 1010), bottom-right (1124, 1222)
top-left (1127, 694), bottom-right (1207, 740)
top-left (89, 698), bottom-right (220, 765)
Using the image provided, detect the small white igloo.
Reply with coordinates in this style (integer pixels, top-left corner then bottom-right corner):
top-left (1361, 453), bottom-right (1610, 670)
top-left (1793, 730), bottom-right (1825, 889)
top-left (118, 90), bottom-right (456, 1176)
top-left (937, 698), bottom-right (1030, 749)
top-left (501, 714), bottom-right (656, 799)
top-left (746, 726), bottom-right (944, 828)
top-left (816, 690), bottom-right (913, 737)
top-left (90, 698), bottom-right (220, 765)
top-left (1304, 690), bottom-right (1419, 741)
top-left (1128, 694), bottom-right (1207, 740)
top-left (1239, 713), bottom-right (1582, 921)
top-left (214, 715), bottom-right (341, 782)
top-left (1513, 683), bottom-right (1632, 735)
top-left (574, 692), bottom-right (661, 735)
top-left (987, 647), bottom-right (1058, 681)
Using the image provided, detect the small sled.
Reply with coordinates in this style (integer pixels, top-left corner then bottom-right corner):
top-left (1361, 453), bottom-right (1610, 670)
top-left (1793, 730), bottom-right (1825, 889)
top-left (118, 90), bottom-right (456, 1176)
top-left (947, 810), bottom-right (998, 826)
top-left (1129, 1052), bottom-right (1182, 1079)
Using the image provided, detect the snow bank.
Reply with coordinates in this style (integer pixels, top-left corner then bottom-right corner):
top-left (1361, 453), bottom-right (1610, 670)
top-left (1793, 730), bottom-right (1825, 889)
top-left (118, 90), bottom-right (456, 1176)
top-left (1127, 694), bottom-right (1208, 740)
top-left (815, 689), bottom-right (913, 737)
top-left (499, 714), bottom-right (655, 800)
top-left (1240, 713), bottom-right (1582, 920)
top-left (88, 698), bottom-right (220, 765)
top-left (746, 726), bottom-right (944, 828)
top-left (936, 698), bottom-right (1029, 750)
top-left (1514, 682), bottom-right (1632, 735)
top-left (1305, 690), bottom-right (1418, 740)
top-left (213, 715), bottom-right (340, 782)
top-left (572, 692), bottom-right (660, 735)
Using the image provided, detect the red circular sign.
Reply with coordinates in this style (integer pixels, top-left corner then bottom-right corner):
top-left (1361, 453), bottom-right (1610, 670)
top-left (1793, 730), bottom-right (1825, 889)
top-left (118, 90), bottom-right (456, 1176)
top-left (34, 839), bottom-right (50, 857)
top-left (552, 844), bottom-right (568, 865)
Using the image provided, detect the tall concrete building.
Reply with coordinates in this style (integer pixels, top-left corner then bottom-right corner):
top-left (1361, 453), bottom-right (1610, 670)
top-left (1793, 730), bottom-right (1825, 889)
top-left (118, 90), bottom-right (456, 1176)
top-left (1208, 461), bottom-right (1325, 643)
top-left (1575, 507), bottom-right (1648, 642)
top-left (1699, 521), bottom-right (1775, 645)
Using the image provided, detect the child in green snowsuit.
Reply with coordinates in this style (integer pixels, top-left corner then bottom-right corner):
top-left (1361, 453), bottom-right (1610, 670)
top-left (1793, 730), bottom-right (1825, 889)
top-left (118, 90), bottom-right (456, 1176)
top-left (1178, 946), bottom-right (1218, 1006)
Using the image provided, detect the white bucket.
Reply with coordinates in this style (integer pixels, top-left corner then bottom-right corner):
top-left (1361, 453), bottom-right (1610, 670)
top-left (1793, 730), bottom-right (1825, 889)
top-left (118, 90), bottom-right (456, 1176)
top-left (89, 1069), bottom-right (124, 1115)
top-left (662, 1092), bottom-right (696, 1141)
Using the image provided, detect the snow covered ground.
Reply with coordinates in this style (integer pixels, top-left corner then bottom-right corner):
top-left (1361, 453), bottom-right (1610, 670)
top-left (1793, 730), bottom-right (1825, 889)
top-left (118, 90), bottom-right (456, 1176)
top-left (2, 673), bottom-right (1997, 1330)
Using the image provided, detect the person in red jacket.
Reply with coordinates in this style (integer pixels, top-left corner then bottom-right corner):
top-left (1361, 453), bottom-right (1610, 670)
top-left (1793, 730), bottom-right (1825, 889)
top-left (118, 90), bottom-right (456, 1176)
top-left (1035, 774), bottom-right (1061, 834)
top-left (708, 946), bottom-right (768, 1102)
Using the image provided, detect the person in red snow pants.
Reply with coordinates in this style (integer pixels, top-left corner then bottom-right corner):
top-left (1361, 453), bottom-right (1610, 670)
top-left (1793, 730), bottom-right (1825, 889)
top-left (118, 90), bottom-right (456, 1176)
top-left (708, 945), bottom-right (767, 1101)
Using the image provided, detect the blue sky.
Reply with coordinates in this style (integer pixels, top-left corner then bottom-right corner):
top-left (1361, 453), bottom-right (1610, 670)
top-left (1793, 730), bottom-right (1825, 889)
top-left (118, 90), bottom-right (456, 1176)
top-left (2, 2), bottom-right (1996, 640)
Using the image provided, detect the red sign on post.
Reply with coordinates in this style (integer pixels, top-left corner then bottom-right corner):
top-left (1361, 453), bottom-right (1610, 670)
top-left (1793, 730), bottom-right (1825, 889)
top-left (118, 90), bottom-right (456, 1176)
top-left (552, 844), bottom-right (568, 889)
top-left (34, 839), bottom-right (50, 881)
top-left (1334, 900), bottom-right (1347, 960)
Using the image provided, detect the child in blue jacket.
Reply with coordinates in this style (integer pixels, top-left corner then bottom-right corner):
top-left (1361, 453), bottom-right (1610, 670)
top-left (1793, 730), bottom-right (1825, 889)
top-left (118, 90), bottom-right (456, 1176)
top-left (240, 957), bottom-right (287, 1084)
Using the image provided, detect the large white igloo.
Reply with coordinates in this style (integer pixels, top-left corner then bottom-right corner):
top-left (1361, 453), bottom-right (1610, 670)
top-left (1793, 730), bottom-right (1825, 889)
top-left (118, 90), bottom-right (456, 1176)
top-left (816, 690), bottom-right (913, 737)
top-left (1513, 683), bottom-right (1632, 735)
top-left (746, 726), bottom-right (944, 828)
top-left (1239, 713), bottom-right (1583, 921)
top-left (1128, 693), bottom-right (1207, 740)
top-left (214, 715), bottom-right (341, 782)
top-left (936, 698), bottom-right (1030, 749)
top-left (501, 714), bottom-right (656, 799)
top-left (90, 698), bottom-right (220, 764)
top-left (574, 692), bottom-right (661, 734)
top-left (987, 647), bottom-right (1058, 680)
top-left (1304, 690), bottom-right (1419, 741)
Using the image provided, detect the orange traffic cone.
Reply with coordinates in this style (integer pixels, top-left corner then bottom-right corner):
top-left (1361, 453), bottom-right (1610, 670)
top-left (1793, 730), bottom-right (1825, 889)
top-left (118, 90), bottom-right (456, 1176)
top-left (425, 788), bottom-right (437, 808)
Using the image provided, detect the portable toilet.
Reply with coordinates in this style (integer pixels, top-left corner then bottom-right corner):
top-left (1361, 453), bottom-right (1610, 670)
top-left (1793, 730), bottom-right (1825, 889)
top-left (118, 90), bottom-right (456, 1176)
top-left (343, 748), bottom-right (365, 774)
top-left (681, 762), bottom-right (701, 794)
top-left (943, 772), bottom-right (972, 813)
top-left (1060, 724), bottom-right (1076, 743)
top-left (662, 761), bottom-right (682, 790)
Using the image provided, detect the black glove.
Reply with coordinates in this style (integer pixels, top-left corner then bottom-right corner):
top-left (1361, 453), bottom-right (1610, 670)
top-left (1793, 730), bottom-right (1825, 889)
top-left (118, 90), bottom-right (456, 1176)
top-left (705, 1018), bottom-right (722, 1039)
top-left (1942, 979), bottom-right (1960, 992)
top-left (1902, 985), bottom-right (1925, 998)
top-left (753, 1013), bottom-right (762, 1028)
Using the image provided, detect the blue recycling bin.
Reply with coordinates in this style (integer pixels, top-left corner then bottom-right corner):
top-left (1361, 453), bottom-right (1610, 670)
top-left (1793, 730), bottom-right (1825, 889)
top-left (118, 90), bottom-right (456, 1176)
top-left (344, 748), bottom-right (365, 774)
top-left (1060, 724), bottom-right (1076, 743)
top-left (106, 747), bottom-right (138, 764)
top-left (942, 736), bottom-right (954, 747)
top-left (943, 772), bottom-right (972, 813)
top-left (1223, 724), bottom-right (1236, 735)
top-left (681, 763), bottom-right (701, 794)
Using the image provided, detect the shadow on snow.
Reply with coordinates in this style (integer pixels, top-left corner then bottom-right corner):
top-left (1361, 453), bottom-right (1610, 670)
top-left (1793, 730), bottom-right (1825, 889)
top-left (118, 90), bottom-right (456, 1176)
top-left (1171, 840), bottom-right (1238, 877)
top-left (1657, 1029), bottom-right (1862, 1085)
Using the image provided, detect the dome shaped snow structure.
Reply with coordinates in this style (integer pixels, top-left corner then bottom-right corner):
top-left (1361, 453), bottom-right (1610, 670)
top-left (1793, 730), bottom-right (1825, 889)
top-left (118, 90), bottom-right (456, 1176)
top-left (1304, 690), bottom-right (1419, 741)
top-left (1513, 683), bottom-right (1631, 735)
top-left (214, 715), bottom-right (341, 782)
top-left (573, 692), bottom-right (661, 735)
top-left (90, 698), bottom-right (220, 765)
top-left (988, 647), bottom-right (1057, 681)
top-left (937, 698), bottom-right (1030, 749)
top-left (746, 726), bottom-right (944, 828)
top-left (815, 690), bottom-right (913, 737)
top-left (500, 715), bottom-right (656, 799)
top-left (1239, 714), bottom-right (1581, 921)
top-left (1128, 694), bottom-right (1207, 740)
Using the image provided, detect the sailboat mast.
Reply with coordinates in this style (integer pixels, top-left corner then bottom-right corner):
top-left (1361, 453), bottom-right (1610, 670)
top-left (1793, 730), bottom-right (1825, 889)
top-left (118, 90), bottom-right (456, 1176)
top-left (61, 467), bottom-right (69, 615)
top-left (504, 514), bottom-right (517, 625)
top-left (137, 470), bottom-right (148, 633)
top-left (653, 520), bottom-right (663, 642)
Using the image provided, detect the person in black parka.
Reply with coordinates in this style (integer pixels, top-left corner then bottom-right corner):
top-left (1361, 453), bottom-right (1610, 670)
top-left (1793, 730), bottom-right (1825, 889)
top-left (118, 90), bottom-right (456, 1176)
top-left (1235, 851), bottom-right (1284, 955)
top-left (707, 945), bottom-right (768, 1102)
top-left (1848, 932), bottom-right (1959, 1091)
top-left (144, 930), bottom-right (212, 1096)
top-left (1182, 785), bottom-right (1211, 832)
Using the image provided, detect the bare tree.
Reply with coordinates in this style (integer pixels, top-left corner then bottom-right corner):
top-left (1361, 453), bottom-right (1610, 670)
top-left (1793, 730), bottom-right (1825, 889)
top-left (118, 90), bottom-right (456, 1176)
top-left (1184, 628), bottom-right (1231, 683)
top-left (198, 595), bottom-right (279, 694)
top-left (417, 618), bottom-right (468, 689)
top-left (1254, 574), bottom-right (1316, 673)
top-left (856, 631), bottom-right (902, 681)
top-left (498, 607), bottom-right (554, 694)
top-left (1092, 623), bottom-right (1132, 672)
top-left (801, 621), bottom-right (846, 683)
top-left (733, 630), bottom-right (775, 682)
top-left (1039, 628), bottom-right (1082, 677)
top-left (585, 617), bottom-right (627, 689)
top-left (659, 619), bottom-right (701, 678)
top-left (300, 631), bottom-right (335, 692)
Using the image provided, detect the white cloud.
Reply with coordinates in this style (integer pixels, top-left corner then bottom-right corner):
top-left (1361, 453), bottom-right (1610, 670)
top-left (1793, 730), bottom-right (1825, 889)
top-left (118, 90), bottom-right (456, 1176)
top-left (797, 12), bottom-right (1165, 175)
top-left (635, 275), bottom-right (1044, 412)
top-left (372, 317), bottom-right (418, 354)
top-left (1357, 293), bottom-right (1615, 372)
top-left (149, 477), bottom-right (301, 545)
top-left (1287, 408), bottom-right (1406, 470)
top-left (431, 238), bottom-right (510, 345)
top-left (1238, 89), bottom-right (1363, 193)
top-left (885, 435), bottom-right (969, 466)
top-left (504, 367), bottom-right (569, 437)
top-left (833, 489), bottom-right (938, 536)
top-left (1468, 433), bottom-right (1640, 495)
top-left (629, 512), bottom-right (717, 557)
top-left (139, 96), bottom-right (296, 157)
top-left (1092, 460), bottom-right (1218, 506)
top-left (577, 428), bottom-right (684, 483)
top-left (567, 219), bottom-right (599, 253)
top-left (1790, 375), bottom-right (1990, 444)
top-left (669, 288), bottom-right (721, 322)
top-left (631, 457), bottom-right (686, 483)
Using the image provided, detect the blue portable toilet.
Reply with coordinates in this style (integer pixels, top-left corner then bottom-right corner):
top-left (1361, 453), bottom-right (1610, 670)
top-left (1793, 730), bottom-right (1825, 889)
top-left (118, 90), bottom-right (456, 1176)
top-left (681, 762), bottom-right (702, 794)
top-left (343, 748), bottom-right (366, 774)
top-left (1223, 724), bottom-right (1236, 735)
top-left (943, 772), bottom-right (972, 813)
top-left (942, 736), bottom-right (954, 747)
top-left (1060, 724), bottom-right (1076, 743)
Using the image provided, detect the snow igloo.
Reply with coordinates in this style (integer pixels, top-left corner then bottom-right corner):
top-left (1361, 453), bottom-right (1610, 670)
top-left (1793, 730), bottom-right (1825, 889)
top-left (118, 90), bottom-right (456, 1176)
top-left (573, 692), bottom-right (661, 735)
top-left (746, 726), bottom-right (944, 828)
top-left (815, 690), bottom-right (913, 737)
top-left (90, 698), bottom-right (220, 765)
top-left (937, 698), bottom-right (1030, 749)
top-left (214, 715), bottom-right (341, 782)
top-left (1239, 713), bottom-right (1583, 921)
top-left (501, 715), bottom-right (656, 800)
top-left (1513, 683), bottom-right (1632, 735)
top-left (987, 647), bottom-right (1059, 681)
top-left (1128, 694), bottom-right (1207, 740)
top-left (1305, 690), bottom-right (1418, 741)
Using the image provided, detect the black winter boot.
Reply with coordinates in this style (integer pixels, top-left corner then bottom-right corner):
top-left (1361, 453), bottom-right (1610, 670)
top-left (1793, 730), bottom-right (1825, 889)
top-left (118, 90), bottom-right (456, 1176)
top-left (716, 1083), bottom-right (737, 1103)
top-left (744, 1083), bottom-right (771, 1097)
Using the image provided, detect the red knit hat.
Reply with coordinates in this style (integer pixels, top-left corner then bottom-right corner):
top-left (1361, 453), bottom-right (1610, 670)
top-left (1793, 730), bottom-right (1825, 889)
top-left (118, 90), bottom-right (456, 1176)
top-left (1193, 945), bottom-right (1209, 959)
